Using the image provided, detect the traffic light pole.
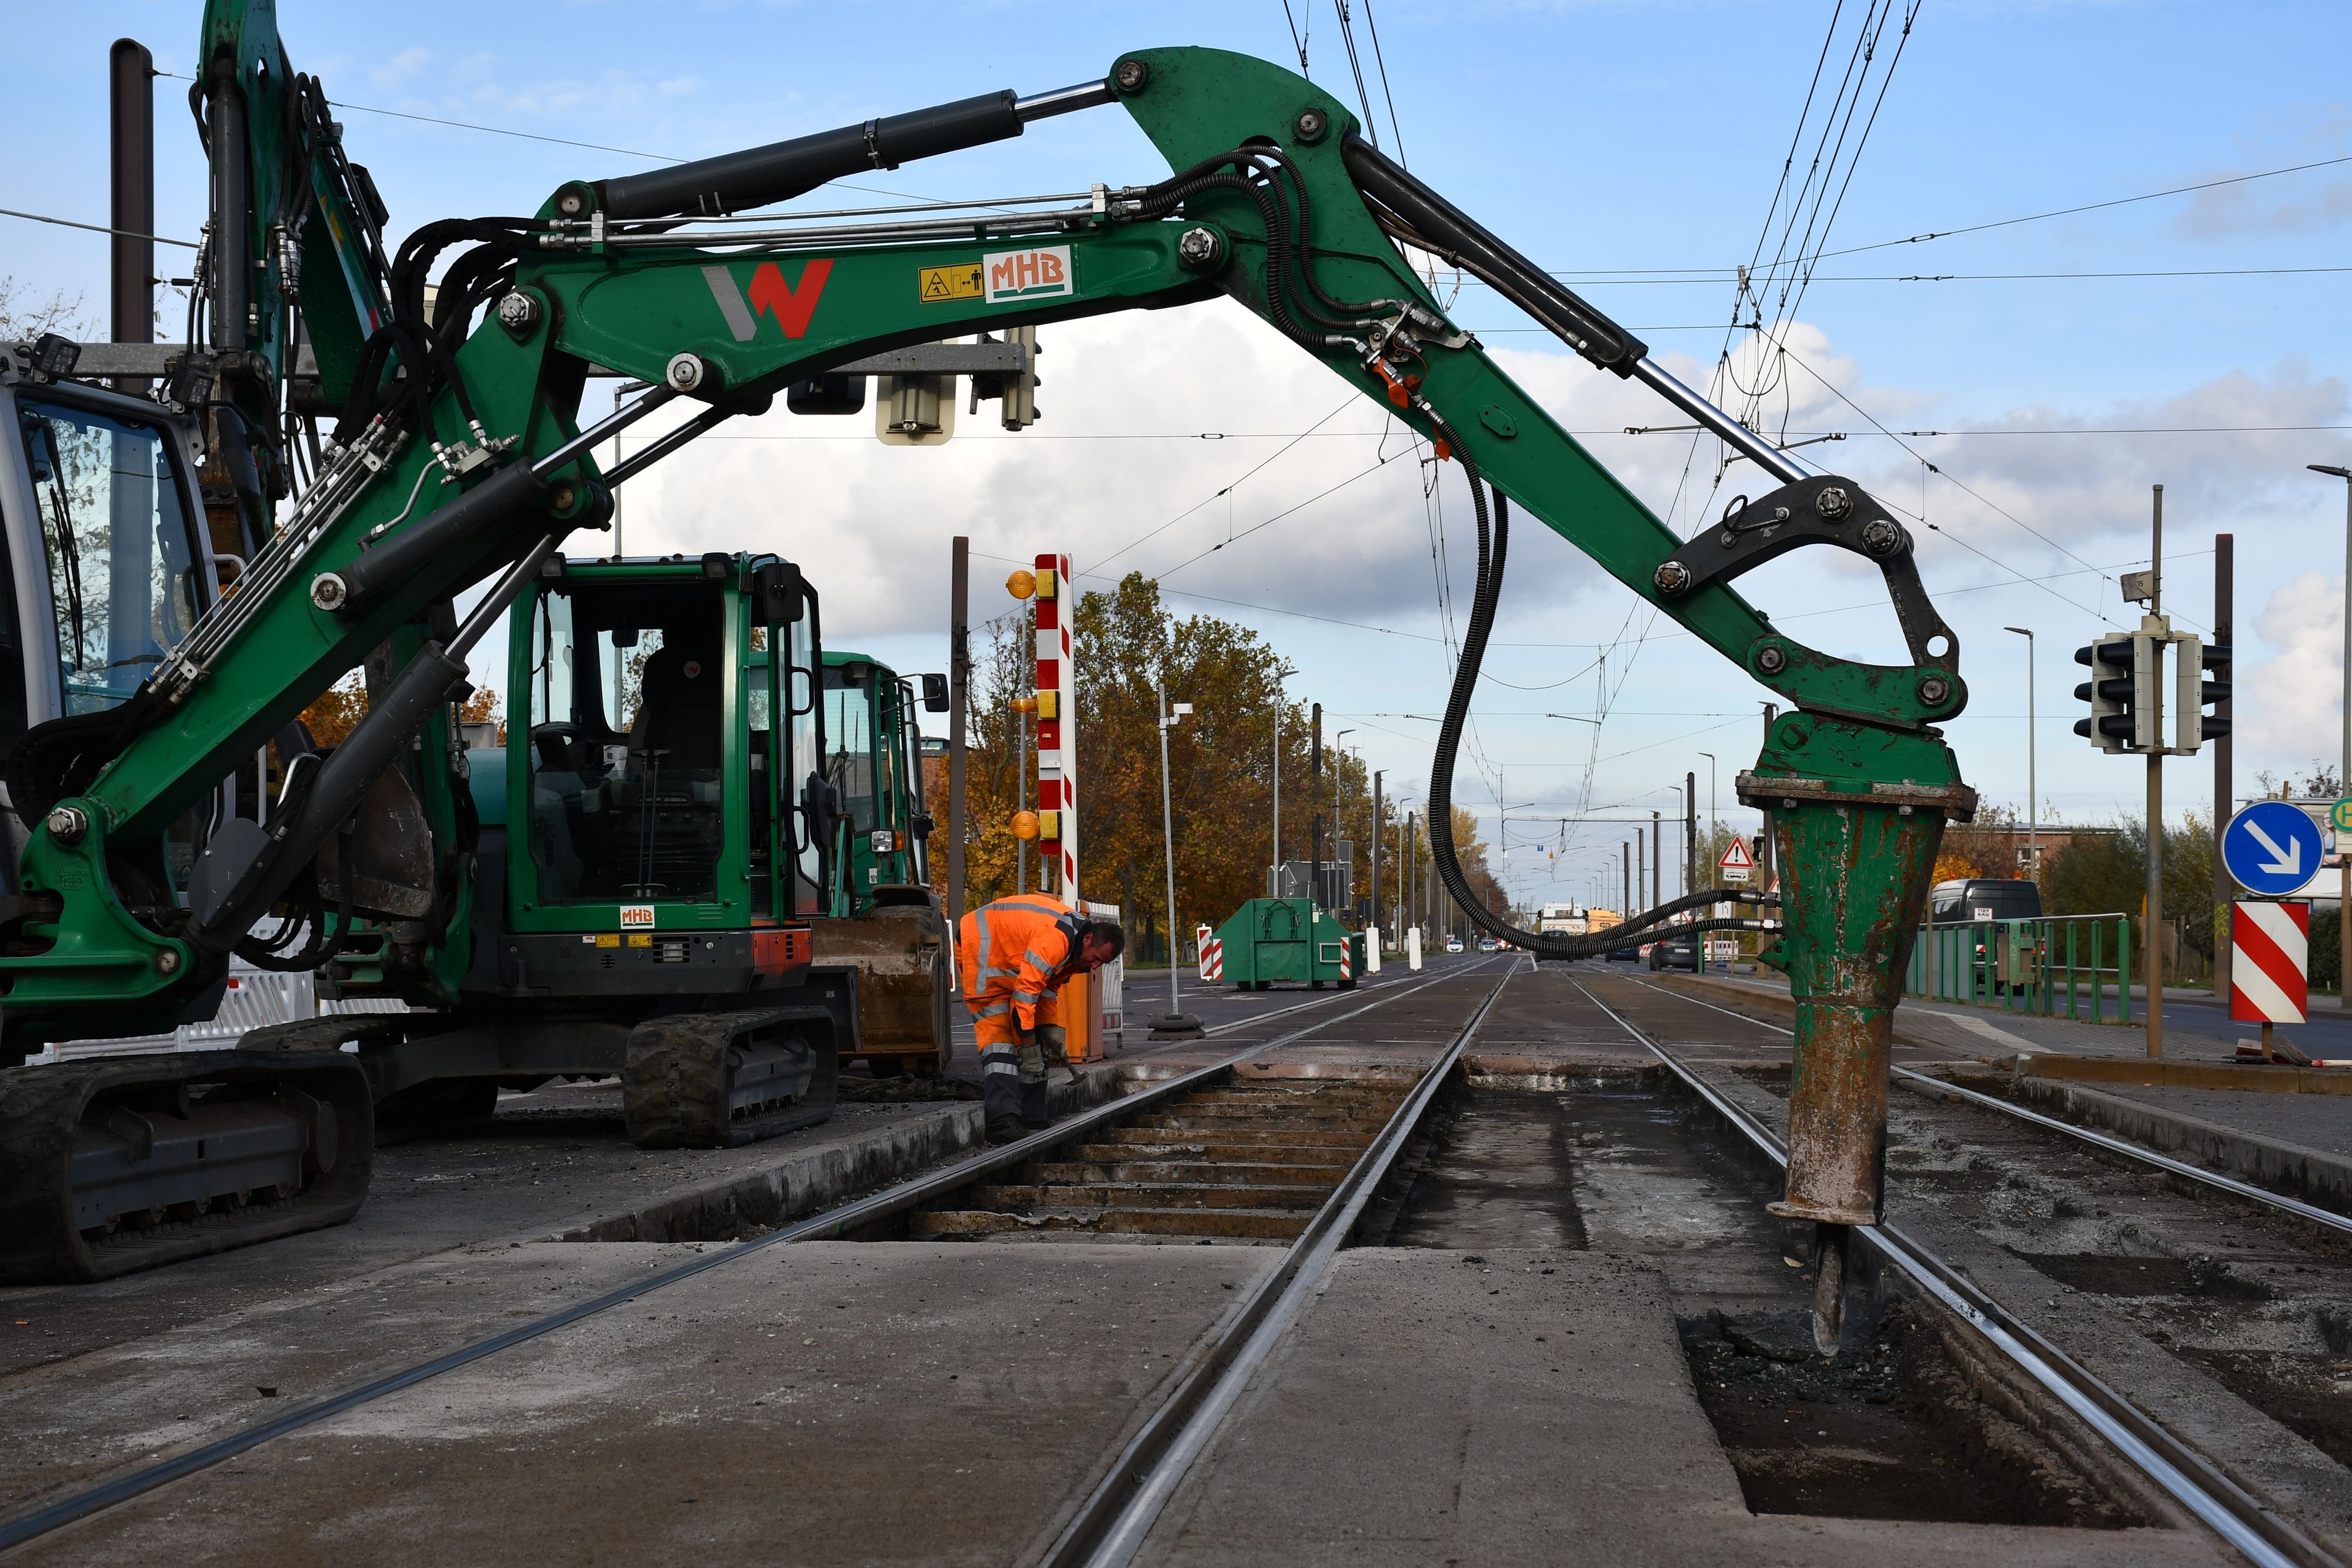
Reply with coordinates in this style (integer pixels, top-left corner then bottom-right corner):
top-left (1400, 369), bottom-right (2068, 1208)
top-left (947, 536), bottom-right (969, 926)
top-left (2213, 533), bottom-right (2231, 1002)
top-left (2147, 486), bottom-right (2165, 1061)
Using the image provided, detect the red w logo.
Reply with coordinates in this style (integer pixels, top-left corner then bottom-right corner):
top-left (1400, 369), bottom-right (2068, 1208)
top-left (703, 259), bottom-right (833, 343)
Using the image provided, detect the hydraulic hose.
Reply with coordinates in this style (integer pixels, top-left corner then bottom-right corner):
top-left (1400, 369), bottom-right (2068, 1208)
top-left (1416, 408), bottom-right (1778, 961)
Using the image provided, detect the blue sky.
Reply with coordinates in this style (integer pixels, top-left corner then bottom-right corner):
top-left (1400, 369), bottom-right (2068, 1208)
top-left (6, 1), bottom-right (2351, 910)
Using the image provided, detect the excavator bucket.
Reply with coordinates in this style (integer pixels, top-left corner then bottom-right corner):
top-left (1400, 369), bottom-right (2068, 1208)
top-left (810, 900), bottom-right (952, 1076)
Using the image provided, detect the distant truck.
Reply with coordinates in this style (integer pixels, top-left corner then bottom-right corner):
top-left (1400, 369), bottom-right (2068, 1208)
top-left (1538, 902), bottom-right (1589, 937)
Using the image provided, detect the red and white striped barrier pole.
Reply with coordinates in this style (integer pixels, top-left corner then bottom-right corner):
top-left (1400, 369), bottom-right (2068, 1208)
top-left (1032, 552), bottom-right (1077, 900)
top-left (1196, 925), bottom-right (1222, 984)
top-left (2231, 901), bottom-right (2308, 1061)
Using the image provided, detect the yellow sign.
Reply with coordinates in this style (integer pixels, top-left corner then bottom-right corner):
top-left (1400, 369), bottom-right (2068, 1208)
top-left (628, 933), bottom-right (654, 948)
top-left (918, 263), bottom-right (984, 303)
top-left (594, 933), bottom-right (620, 949)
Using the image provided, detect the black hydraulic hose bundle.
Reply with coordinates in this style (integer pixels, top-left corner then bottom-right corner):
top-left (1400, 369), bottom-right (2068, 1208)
top-left (1130, 147), bottom-right (1396, 354)
top-left (1417, 409), bottom-right (1778, 961)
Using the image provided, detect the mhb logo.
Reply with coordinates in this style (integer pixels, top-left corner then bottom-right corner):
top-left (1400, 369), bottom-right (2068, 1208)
top-left (702, 259), bottom-right (833, 342)
top-left (984, 246), bottom-right (1074, 303)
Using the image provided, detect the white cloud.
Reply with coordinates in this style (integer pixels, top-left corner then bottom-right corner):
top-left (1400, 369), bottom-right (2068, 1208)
top-left (617, 297), bottom-right (1630, 642)
top-left (2174, 176), bottom-right (2352, 239)
top-left (2244, 568), bottom-right (2344, 762)
top-left (368, 48), bottom-right (433, 93)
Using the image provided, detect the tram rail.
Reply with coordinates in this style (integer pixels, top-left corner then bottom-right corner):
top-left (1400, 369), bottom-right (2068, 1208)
top-left (1589, 975), bottom-right (2343, 1568)
top-left (0, 959), bottom-right (1509, 1554)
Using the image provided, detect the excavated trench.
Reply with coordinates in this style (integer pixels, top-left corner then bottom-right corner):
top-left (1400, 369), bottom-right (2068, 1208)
top-left (1375, 1077), bottom-right (2144, 1528)
top-left (1741, 1063), bottom-right (2352, 1476)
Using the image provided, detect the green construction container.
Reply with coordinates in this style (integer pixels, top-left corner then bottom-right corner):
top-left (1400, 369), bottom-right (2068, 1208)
top-left (1209, 898), bottom-right (1363, 989)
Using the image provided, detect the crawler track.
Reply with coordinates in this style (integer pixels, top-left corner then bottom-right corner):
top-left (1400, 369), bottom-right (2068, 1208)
top-left (1588, 975), bottom-right (2345, 1568)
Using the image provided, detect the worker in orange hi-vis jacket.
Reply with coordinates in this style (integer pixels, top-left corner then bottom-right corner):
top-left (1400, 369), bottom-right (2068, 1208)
top-left (956, 897), bottom-right (1125, 1144)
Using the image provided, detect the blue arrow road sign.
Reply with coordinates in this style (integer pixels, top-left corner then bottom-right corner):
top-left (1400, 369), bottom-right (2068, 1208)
top-left (2223, 801), bottom-right (2325, 897)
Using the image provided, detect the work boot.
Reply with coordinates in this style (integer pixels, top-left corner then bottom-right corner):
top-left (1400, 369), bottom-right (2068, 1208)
top-left (985, 1114), bottom-right (1027, 1145)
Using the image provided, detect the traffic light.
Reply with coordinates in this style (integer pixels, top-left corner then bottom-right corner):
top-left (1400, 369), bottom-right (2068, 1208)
top-left (2182, 638), bottom-right (2230, 747)
top-left (2076, 621), bottom-right (2221, 756)
top-left (2073, 634), bottom-right (2137, 753)
top-left (971, 325), bottom-right (1041, 430)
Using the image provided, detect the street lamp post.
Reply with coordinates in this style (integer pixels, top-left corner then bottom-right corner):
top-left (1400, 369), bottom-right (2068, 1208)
top-left (1698, 753), bottom-right (1718, 914)
top-left (1345, 728), bottom-right (1364, 912)
top-left (1665, 785), bottom-right (1685, 900)
top-left (1152, 675), bottom-right (1200, 1036)
top-left (2004, 626), bottom-right (2036, 878)
top-left (2311, 464), bottom-right (2352, 1009)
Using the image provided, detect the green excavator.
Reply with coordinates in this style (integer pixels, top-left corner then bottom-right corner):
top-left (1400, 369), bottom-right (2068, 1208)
top-left (0, 6), bottom-right (1973, 1352)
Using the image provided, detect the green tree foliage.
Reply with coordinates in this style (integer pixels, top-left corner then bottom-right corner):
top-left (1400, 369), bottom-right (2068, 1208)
top-left (2042, 811), bottom-right (2217, 963)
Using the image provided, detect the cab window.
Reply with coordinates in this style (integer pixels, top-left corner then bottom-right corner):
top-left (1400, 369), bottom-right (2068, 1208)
top-left (15, 396), bottom-right (201, 738)
top-left (523, 579), bottom-right (728, 904)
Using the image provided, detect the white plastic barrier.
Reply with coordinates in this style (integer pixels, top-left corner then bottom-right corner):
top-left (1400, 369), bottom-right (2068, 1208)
top-left (1084, 898), bottom-right (1124, 1040)
top-left (1407, 927), bottom-right (1423, 972)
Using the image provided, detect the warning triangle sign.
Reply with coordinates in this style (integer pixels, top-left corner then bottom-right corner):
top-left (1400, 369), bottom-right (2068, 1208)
top-left (1718, 838), bottom-right (1753, 870)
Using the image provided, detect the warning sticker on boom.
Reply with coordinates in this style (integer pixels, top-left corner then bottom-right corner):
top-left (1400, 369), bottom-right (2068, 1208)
top-left (918, 263), bottom-right (984, 303)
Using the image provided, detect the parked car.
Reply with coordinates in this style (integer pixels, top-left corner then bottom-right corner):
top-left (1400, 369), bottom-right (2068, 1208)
top-left (1477, 937), bottom-right (1501, 952)
top-left (1648, 932), bottom-right (1701, 972)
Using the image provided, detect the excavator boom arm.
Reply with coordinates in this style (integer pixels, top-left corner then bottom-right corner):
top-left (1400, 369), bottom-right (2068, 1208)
top-left (10, 46), bottom-right (1962, 1263)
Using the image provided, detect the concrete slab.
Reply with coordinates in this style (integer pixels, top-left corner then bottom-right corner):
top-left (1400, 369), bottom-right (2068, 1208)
top-left (2075, 1080), bottom-right (2352, 1159)
top-left (0, 1239), bottom-right (679, 1520)
top-left (8, 1242), bottom-right (1278, 1567)
top-left (1138, 1249), bottom-right (2224, 1567)
top-left (0, 1072), bottom-right (1114, 1379)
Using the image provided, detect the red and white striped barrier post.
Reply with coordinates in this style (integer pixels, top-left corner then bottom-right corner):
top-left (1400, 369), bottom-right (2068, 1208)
top-left (2231, 901), bottom-right (2308, 1061)
top-left (1032, 552), bottom-right (1078, 900)
top-left (1196, 924), bottom-right (1222, 984)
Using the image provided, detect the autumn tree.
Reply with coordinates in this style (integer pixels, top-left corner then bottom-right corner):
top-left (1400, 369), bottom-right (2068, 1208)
top-left (298, 673), bottom-right (499, 748)
top-left (930, 573), bottom-right (1421, 964)
top-left (1073, 574), bottom-right (1296, 962)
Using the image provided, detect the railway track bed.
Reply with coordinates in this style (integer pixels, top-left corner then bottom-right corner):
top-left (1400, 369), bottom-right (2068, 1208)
top-left (4, 957), bottom-right (2347, 1565)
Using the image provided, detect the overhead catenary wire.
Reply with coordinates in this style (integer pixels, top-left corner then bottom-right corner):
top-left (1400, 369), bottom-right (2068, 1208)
top-left (1089, 394), bottom-right (1359, 574)
top-left (1331, 0), bottom-right (1382, 151)
top-left (1359, 0), bottom-right (1408, 166)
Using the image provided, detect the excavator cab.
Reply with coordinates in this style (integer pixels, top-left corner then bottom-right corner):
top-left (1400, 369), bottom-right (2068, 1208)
top-left (819, 651), bottom-right (937, 912)
top-left (0, 367), bottom-right (220, 1034)
top-left (460, 550), bottom-right (827, 997)
top-left (811, 650), bottom-right (953, 1078)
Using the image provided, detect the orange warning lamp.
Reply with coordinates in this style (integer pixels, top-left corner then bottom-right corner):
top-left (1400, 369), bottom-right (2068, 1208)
top-left (1011, 810), bottom-right (1041, 840)
top-left (1006, 569), bottom-right (1037, 600)
top-left (1009, 694), bottom-right (1038, 714)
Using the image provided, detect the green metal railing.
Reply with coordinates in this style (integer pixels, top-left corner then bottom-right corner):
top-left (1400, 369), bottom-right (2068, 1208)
top-left (1904, 914), bottom-right (2133, 1024)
